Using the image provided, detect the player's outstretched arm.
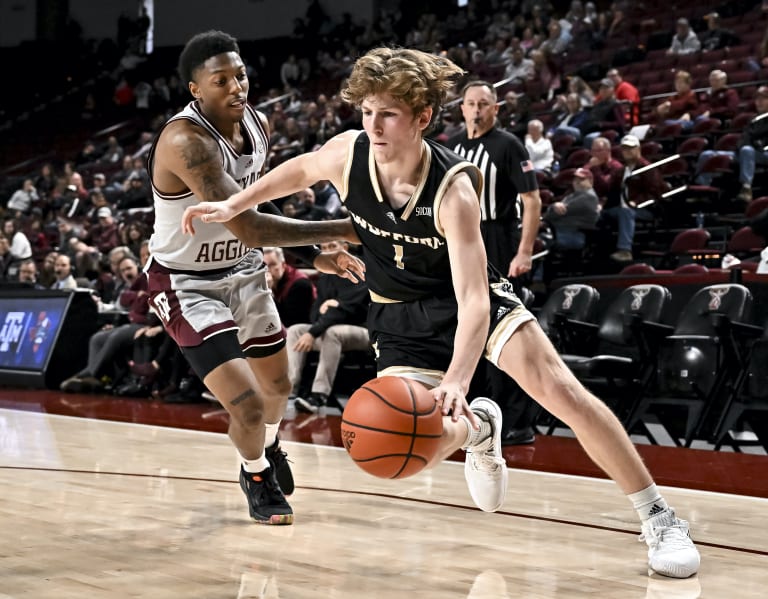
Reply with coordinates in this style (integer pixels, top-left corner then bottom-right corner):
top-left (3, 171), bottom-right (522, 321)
top-left (160, 123), bottom-right (361, 251)
top-left (182, 130), bottom-right (358, 234)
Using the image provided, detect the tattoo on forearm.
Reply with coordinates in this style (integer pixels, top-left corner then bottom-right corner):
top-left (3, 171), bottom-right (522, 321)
top-left (230, 389), bottom-right (256, 406)
top-left (228, 212), bottom-right (355, 247)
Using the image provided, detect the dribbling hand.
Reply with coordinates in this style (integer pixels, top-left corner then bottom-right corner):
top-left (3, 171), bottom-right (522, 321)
top-left (313, 250), bottom-right (366, 283)
top-left (182, 201), bottom-right (236, 234)
top-left (431, 381), bottom-right (480, 430)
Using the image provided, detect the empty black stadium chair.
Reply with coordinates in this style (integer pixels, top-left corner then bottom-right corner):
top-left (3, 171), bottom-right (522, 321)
top-left (626, 284), bottom-right (753, 447)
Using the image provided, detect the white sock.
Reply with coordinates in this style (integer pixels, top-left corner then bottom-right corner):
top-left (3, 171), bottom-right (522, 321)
top-left (264, 421), bottom-right (280, 449)
top-left (459, 414), bottom-right (492, 450)
top-left (628, 484), bottom-right (669, 521)
top-left (241, 452), bottom-right (271, 474)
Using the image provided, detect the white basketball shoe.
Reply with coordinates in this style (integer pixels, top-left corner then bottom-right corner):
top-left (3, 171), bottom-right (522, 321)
top-left (464, 397), bottom-right (508, 512)
top-left (640, 508), bottom-right (701, 579)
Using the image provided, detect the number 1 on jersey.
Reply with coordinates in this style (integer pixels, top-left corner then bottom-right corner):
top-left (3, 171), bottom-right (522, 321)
top-left (393, 244), bottom-right (404, 270)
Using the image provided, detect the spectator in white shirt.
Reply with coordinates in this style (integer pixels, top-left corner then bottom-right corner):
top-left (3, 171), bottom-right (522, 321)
top-left (525, 119), bottom-right (554, 172)
top-left (7, 179), bottom-right (38, 215)
top-left (3, 218), bottom-right (32, 260)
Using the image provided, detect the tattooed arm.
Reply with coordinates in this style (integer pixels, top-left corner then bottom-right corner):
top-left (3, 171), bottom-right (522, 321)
top-left (154, 120), bottom-right (358, 247)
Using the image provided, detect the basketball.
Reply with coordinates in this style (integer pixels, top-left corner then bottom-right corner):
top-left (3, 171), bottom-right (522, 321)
top-left (340, 376), bottom-right (443, 479)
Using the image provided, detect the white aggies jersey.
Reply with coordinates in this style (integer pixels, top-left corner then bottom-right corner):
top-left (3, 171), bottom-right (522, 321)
top-left (148, 101), bottom-right (269, 271)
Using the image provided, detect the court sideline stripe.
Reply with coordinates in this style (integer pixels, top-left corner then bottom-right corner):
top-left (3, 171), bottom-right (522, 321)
top-left (2, 465), bottom-right (765, 557)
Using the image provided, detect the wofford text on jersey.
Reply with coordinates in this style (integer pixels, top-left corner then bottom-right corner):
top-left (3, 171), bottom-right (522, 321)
top-left (349, 212), bottom-right (445, 249)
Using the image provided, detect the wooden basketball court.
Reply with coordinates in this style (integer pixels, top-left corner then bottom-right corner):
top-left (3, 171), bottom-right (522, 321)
top-left (1, 402), bottom-right (766, 598)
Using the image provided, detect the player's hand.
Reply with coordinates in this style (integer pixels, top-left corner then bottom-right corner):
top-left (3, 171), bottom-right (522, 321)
top-left (293, 332), bottom-right (315, 352)
top-left (508, 252), bottom-right (532, 277)
top-left (313, 250), bottom-right (366, 283)
top-left (182, 201), bottom-right (236, 234)
top-left (431, 382), bottom-right (480, 430)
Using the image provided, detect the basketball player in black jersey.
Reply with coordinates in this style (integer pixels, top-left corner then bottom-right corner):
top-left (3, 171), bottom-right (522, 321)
top-left (448, 81), bottom-right (542, 446)
top-left (148, 30), bottom-right (364, 525)
top-left (183, 47), bottom-right (700, 579)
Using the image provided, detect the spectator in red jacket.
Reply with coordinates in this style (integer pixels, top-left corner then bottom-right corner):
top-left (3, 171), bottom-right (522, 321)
top-left (696, 69), bottom-right (740, 123)
top-left (586, 136), bottom-right (623, 201)
top-left (607, 68), bottom-right (641, 126)
top-left (655, 70), bottom-right (698, 127)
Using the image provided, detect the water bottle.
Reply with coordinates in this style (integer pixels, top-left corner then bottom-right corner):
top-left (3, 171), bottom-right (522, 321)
top-left (552, 160), bottom-right (560, 175)
top-left (695, 211), bottom-right (704, 228)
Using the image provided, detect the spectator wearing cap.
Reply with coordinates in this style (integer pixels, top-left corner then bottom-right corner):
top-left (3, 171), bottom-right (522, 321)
top-left (544, 167), bottom-right (600, 250)
top-left (117, 173), bottom-right (151, 210)
top-left (667, 18), bottom-right (701, 55)
top-left (655, 70), bottom-right (698, 128)
top-left (696, 70), bottom-right (740, 123)
top-left (579, 78), bottom-right (626, 148)
top-left (85, 207), bottom-right (121, 255)
top-left (89, 173), bottom-right (107, 196)
top-left (601, 135), bottom-right (667, 262)
top-left (67, 205), bottom-right (118, 280)
top-left (607, 68), bottom-right (641, 126)
top-left (694, 86), bottom-right (768, 203)
top-left (699, 12), bottom-right (739, 52)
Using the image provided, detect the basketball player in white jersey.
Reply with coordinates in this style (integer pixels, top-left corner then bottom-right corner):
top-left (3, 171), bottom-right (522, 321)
top-left (182, 46), bottom-right (701, 578)
top-left (146, 30), bottom-right (363, 525)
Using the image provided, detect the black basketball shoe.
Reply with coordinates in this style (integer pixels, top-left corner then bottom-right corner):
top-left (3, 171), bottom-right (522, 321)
top-left (295, 392), bottom-right (328, 413)
top-left (239, 465), bottom-right (294, 525)
top-left (265, 437), bottom-right (294, 495)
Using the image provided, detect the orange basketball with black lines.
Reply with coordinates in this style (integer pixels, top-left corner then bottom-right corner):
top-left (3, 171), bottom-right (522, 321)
top-left (340, 376), bottom-right (443, 479)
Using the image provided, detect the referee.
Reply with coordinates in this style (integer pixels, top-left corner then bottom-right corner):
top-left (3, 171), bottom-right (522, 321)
top-left (446, 80), bottom-right (542, 445)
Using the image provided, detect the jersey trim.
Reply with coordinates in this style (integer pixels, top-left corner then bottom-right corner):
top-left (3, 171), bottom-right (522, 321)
top-left (339, 133), bottom-right (356, 201)
top-left (377, 366), bottom-right (445, 388)
top-left (433, 162), bottom-right (484, 238)
top-left (369, 290), bottom-right (403, 303)
top-left (190, 102), bottom-right (254, 161)
top-left (365, 139), bottom-right (433, 222)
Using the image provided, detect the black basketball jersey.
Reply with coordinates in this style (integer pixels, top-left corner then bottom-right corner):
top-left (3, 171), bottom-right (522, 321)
top-left (341, 133), bottom-right (482, 302)
top-left (446, 127), bottom-right (538, 223)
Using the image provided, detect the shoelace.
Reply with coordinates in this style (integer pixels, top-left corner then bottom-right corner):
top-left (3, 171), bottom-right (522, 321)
top-left (248, 470), bottom-right (284, 501)
top-left (639, 521), bottom-right (691, 549)
top-left (269, 446), bottom-right (290, 465)
top-left (470, 451), bottom-right (504, 473)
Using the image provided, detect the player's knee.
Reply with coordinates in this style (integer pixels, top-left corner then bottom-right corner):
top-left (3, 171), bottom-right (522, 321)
top-left (530, 358), bottom-right (586, 410)
top-left (232, 392), bottom-right (266, 429)
top-left (265, 372), bottom-right (292, 399)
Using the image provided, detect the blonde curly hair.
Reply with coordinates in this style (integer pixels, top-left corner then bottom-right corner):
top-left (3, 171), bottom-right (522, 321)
top-left (341, 47), bottom-right (464, 133)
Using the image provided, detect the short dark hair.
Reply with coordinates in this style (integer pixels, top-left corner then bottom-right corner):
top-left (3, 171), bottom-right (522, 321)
top-left (460, 80), bottom-right (497, 100)
top-left (178, 30), bottom-right (240, 84)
